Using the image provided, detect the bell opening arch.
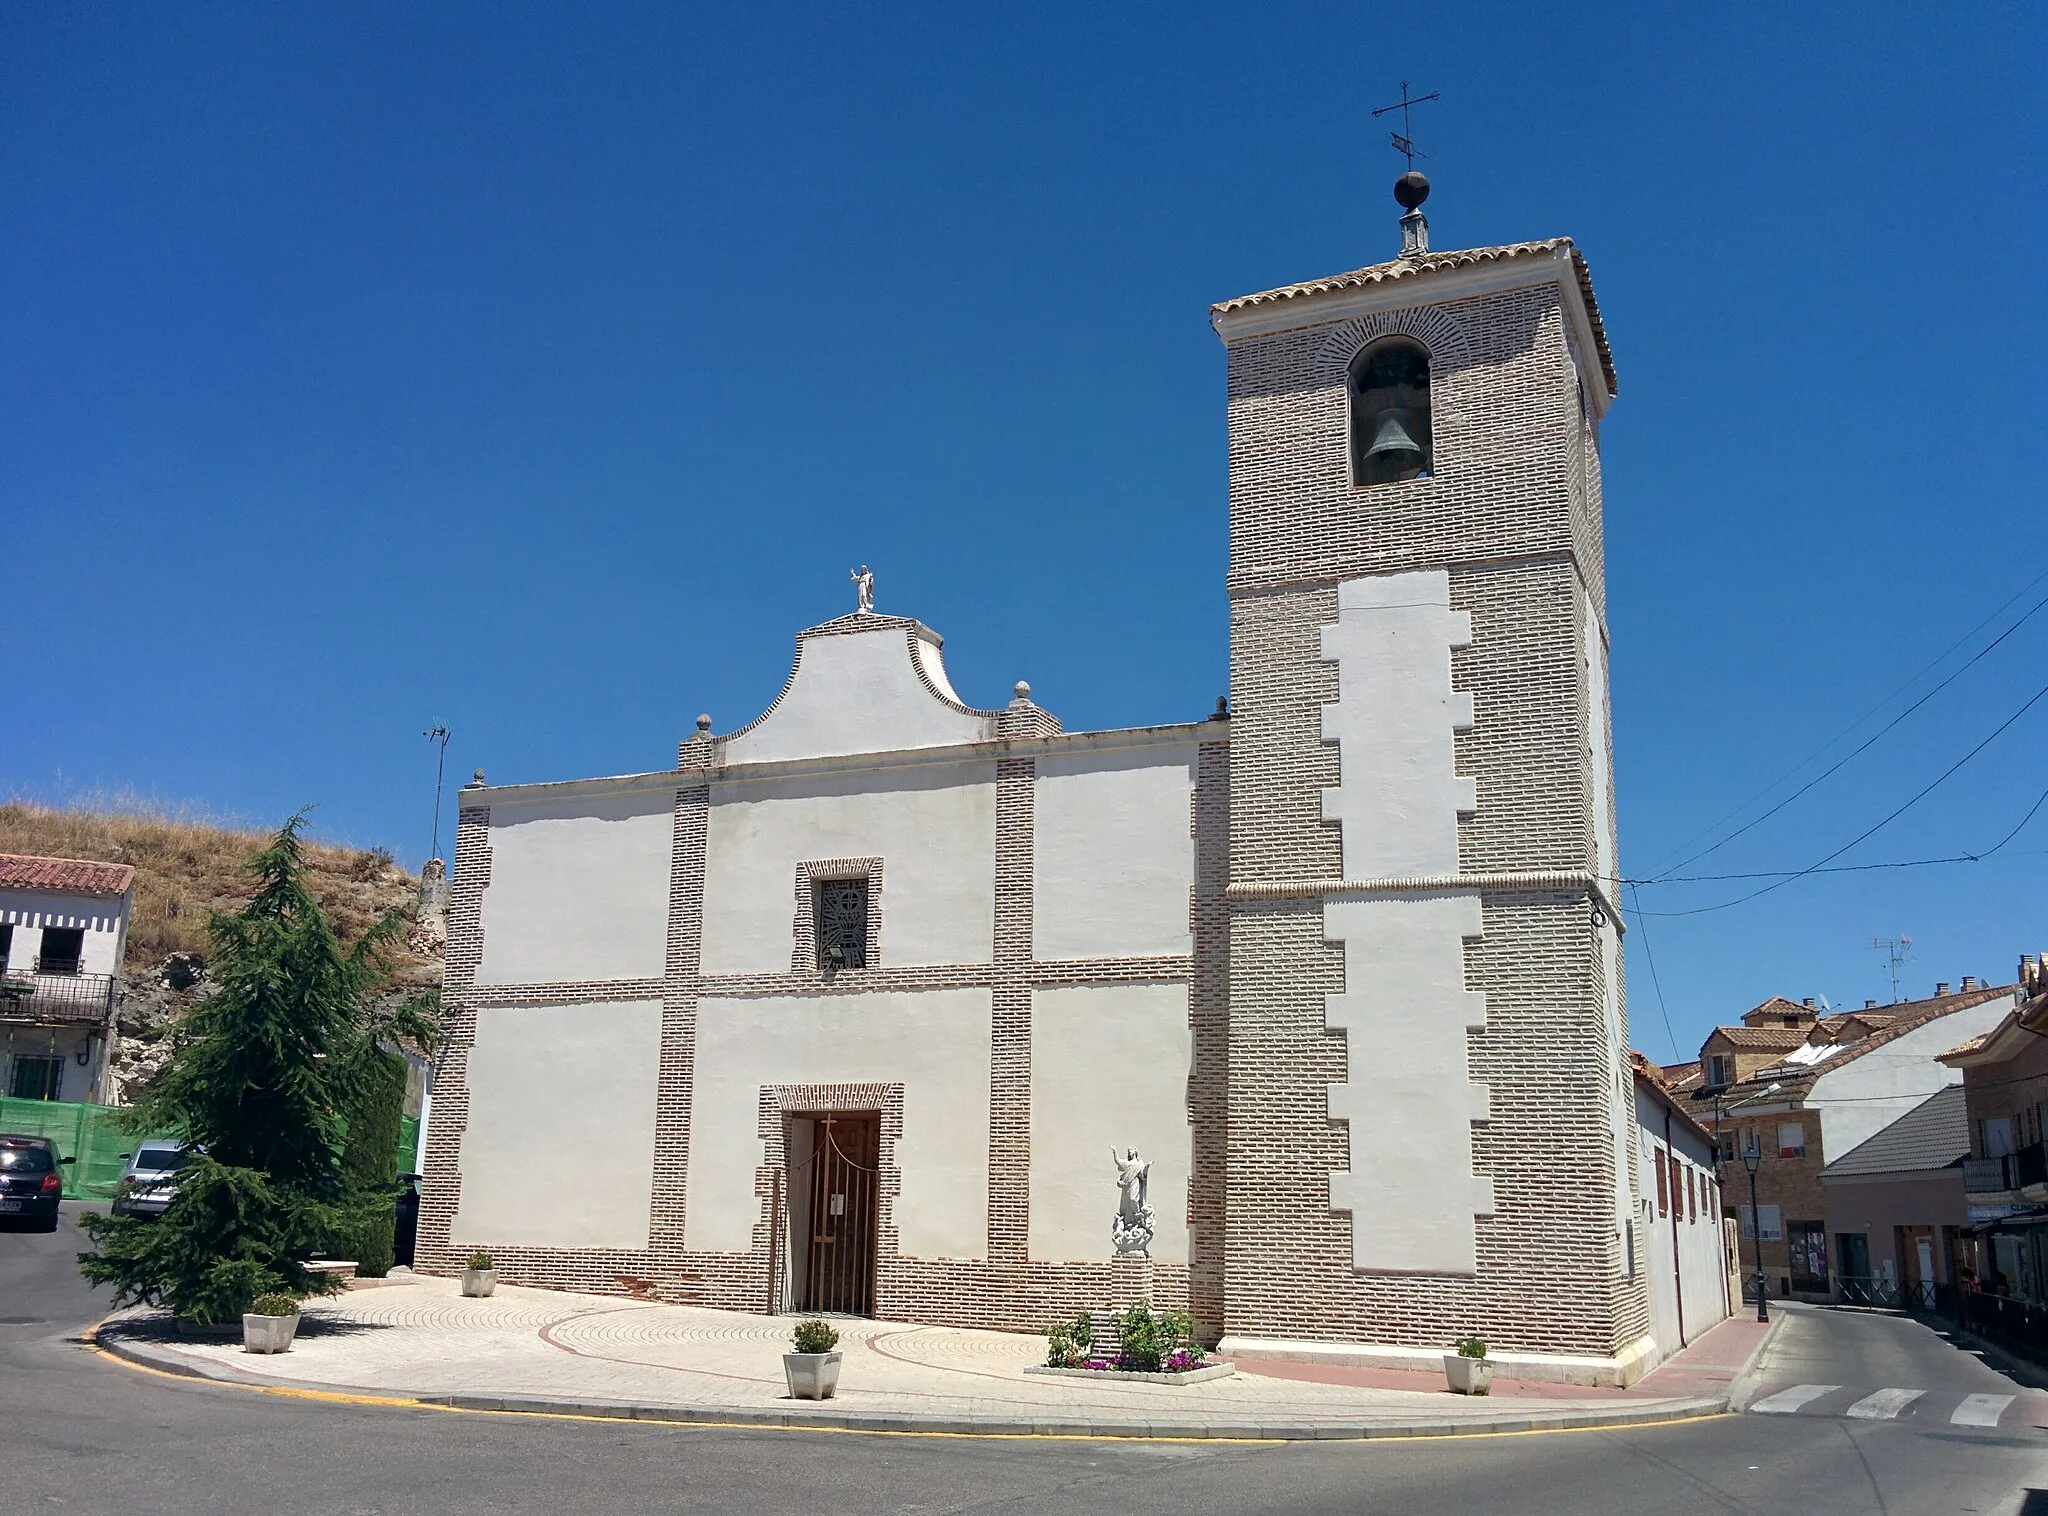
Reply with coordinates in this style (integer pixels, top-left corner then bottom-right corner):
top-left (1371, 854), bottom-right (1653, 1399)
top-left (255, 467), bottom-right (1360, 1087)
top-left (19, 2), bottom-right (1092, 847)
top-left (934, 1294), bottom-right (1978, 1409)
top-left (1348, 336), bottom-right (1433, 487)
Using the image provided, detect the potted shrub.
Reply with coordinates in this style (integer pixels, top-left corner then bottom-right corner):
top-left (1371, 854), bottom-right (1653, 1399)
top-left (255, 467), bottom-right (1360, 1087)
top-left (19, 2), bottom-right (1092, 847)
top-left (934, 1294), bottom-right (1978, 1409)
top-left (1445, 1336), bottom-right (1493, 1395)
top-left (242, 1293), bottom-right (301, 1354)
top-left (783, 1317), bottom-right (842, 1400)
top-left (461, 1251), bottom-right (496, 1298)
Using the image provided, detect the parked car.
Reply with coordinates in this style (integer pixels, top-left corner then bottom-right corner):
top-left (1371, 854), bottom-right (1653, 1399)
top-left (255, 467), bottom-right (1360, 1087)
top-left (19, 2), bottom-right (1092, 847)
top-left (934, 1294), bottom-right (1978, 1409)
top-left (110, 1142), bottom-right (196, 1218)
top-left (0, 1134), bottom-right (72, 1231)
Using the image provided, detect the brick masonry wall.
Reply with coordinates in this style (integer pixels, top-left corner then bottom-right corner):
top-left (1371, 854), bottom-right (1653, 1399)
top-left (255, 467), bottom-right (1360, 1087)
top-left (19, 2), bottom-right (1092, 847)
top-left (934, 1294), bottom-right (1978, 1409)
top-left (1220, 267), bottom-right (1645, 1359)
top-left (1721, 1110), bottom-right (1833, 1295)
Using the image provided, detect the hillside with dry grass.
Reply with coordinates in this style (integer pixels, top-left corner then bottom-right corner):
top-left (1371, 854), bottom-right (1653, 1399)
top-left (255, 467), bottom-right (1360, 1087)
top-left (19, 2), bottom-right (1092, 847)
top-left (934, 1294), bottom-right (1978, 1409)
top-left (1, 800), bottom-right (443, 1101)
top-left (0, 800), bottom-right (439, 985)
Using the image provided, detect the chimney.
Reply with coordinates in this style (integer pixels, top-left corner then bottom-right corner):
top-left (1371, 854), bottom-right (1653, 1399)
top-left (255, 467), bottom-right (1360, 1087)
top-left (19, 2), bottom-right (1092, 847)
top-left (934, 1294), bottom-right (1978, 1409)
top-left (1864, 999), bottom-right (1878, 1009)
top-left (1801, 997), bottom-right (1815, 1009)
top-left (1962, 975), bottom-right (1979, 991)
top-left (1936, 981), bottom-right (1951, 997)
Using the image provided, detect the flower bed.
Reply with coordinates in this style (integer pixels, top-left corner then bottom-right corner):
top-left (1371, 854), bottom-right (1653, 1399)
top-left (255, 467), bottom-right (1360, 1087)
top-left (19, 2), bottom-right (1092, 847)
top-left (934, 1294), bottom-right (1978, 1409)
top-left (1035, 1306), bottom-right (1225, 1380)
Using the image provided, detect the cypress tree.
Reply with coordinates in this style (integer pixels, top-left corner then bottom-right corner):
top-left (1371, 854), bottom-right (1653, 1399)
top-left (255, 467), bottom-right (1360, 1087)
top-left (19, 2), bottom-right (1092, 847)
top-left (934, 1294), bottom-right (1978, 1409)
top-left (79, 815), bottom-right (436, 1321)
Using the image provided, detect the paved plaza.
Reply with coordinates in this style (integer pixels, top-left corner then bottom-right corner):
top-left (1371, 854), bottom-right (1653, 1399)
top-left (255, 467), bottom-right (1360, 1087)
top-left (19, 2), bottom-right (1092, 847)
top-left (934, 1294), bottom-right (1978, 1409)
top-left (95, 1271), bottom-right (1751, 1438)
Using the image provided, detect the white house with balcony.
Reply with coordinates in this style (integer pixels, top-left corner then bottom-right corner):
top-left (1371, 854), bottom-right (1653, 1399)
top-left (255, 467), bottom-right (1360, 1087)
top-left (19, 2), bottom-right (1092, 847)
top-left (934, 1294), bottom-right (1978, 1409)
top-left (0, 854), bottom-right (133, 1104)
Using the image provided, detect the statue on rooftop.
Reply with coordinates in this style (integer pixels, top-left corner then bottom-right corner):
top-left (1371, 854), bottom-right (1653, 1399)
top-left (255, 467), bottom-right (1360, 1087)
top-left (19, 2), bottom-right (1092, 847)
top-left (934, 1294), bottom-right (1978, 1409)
top-left (851, 565), bottom-right (874, 615)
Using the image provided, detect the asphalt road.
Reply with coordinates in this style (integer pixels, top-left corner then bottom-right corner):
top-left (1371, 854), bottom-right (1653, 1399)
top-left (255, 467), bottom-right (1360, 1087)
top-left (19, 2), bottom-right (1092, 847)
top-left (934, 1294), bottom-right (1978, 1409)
top-left (4, 1211), bottom-right (2045, 1516)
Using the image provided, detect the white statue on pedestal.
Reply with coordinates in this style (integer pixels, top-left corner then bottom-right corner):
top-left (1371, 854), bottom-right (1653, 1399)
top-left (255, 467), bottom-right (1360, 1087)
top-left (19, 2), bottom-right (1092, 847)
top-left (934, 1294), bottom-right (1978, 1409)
top-left (1111, 1147), bottom-right (1155, 1257)
top-left (851, 564), bottom-right (874, 615)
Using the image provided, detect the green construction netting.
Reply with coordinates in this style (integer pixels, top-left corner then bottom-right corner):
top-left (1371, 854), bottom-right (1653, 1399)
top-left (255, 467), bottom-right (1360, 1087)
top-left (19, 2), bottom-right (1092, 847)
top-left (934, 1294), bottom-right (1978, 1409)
top-left (0, 1100), bottom-right (427, 1199)
top-left (0, 1096), bottom-right (152, 1199)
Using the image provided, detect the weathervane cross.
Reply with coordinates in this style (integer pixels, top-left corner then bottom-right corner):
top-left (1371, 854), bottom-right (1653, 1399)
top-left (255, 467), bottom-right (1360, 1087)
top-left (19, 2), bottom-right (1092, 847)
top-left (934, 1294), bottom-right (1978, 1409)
top-left (1371, 80), bottom-right (1442, 171)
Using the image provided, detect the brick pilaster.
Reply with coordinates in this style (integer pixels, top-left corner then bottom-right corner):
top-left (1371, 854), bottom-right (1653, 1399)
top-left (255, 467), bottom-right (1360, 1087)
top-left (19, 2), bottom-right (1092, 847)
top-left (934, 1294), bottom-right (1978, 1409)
top-left (988, 757), bottom-right (1035, 1263)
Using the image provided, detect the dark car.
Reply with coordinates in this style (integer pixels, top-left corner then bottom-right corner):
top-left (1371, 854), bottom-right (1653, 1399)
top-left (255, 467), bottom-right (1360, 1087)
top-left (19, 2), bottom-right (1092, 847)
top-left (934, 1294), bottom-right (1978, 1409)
top-left (0, 1135), bottom-right (72, 1231)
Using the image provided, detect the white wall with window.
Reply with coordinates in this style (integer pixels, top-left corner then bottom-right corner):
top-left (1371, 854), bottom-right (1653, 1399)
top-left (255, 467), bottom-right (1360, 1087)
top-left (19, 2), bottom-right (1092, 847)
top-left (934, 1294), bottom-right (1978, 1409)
top-left (0, 863), bottom-right (132, 1105)
top-left (0, 888), bottom-right (127, 978)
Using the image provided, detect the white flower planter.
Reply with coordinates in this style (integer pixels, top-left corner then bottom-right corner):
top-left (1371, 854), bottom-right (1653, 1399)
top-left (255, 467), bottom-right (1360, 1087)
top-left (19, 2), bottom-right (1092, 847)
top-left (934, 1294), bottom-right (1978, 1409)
top-left (461, 1268), bottom-right (496, 1298)
top-left (242, 1312), bottom-right (299, 1354)
top-left (1444, 1354), bottom-right (1493, 1395)
top-left (783, 1351), bottom-right (842, 1400)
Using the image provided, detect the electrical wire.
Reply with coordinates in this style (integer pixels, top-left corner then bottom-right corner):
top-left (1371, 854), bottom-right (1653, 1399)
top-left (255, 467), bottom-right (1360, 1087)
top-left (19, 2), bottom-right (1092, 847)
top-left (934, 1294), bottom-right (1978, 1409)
top-left (1627, 881), bottom-right (1684, 1063)
top-left (1644, 579), bottom-right (2048, 882)
top-left (1631, 677), bottom-right (2048, 918)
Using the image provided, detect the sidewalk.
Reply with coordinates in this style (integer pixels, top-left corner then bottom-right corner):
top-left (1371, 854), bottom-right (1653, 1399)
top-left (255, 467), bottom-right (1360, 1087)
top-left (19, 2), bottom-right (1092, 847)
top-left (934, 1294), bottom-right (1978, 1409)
top-left (94, 1273), bottom-right (1742, 1440)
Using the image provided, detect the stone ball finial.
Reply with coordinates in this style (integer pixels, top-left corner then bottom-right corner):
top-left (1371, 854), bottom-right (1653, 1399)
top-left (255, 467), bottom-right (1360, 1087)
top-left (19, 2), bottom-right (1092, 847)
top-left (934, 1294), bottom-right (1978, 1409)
top-left (1013, 681), bottom-right (1032, 702)
top-left (1394, 170), bottom-right (1430, 211)
top-left (695, 713), bottom-right (712, 732)
top-left (466, 768), bottom-right (486, 788)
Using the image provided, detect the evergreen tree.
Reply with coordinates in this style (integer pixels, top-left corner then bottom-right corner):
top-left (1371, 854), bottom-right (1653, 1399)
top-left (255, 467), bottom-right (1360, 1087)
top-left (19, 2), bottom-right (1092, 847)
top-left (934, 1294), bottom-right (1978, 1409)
top-left (335, 1045), bottom-right (409, 1277)
top-left (79, 815), bottom-right (436, 1322)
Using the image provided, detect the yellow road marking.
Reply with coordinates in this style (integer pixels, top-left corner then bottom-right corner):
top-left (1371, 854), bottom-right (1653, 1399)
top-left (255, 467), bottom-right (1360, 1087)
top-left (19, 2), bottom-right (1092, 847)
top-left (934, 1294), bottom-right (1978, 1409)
top-left (83, 1319), bottom-right (1728, 1444)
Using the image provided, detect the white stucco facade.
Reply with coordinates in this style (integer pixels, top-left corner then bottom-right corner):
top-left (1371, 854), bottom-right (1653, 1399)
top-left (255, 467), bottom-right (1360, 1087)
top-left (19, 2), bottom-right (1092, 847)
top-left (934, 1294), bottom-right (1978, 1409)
top-left (0, 888), bottom-right (127, 978)
top-left (1319, 571), bottom-right (1492, 1275)
top-left (451, 999), bottom-right (664, 1250)
top-left (701, 765), bottom-right (997, 974)
top-left (1033, 749), bottom-right (1196, 961)
top-left (475, 789), bottom-right (675, 985)
top-left (1811, 995), bottom-right (2018, 1156)
top-left (687, 988), bottom-right (994, 1258)
top-left (1029, 983), bottom-right (1193, 1264)
top-left (0, 864), bottom-right (132, 1105)
top-left (428, 609), bottom-right (1218, 1325)
top-left (1634, 1076), bottom-right (1730, 1357)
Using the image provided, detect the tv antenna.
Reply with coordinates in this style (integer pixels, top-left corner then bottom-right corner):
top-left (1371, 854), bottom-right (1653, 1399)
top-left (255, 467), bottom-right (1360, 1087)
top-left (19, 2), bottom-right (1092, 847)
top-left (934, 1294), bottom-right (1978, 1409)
top-left (424, 725), bottom-right (452, 862)
top-left (1871, 934), bottom-right (1912, 1004)
top-left (1371, 80), bottom-right (1443, 170)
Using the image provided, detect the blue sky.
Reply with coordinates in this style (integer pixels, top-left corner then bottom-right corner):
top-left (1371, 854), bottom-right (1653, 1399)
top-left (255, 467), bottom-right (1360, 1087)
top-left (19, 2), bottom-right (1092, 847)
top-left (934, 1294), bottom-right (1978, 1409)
top-left (5, 4), bottom-right (2044, 1057)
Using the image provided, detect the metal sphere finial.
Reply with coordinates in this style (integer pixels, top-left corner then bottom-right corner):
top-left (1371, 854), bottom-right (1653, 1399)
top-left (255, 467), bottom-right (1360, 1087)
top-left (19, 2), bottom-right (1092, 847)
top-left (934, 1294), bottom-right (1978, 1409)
top-left (1394, 170), bottom-right (1431, 211)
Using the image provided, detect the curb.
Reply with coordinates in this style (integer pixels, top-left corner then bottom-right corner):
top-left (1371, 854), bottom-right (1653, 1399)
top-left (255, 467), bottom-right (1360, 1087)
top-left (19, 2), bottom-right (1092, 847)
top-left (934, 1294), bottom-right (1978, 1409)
top-left (1724, 1311), bottom-right (1788, 1411)
top-left (92, 1332), bottom-right (1726, 1441)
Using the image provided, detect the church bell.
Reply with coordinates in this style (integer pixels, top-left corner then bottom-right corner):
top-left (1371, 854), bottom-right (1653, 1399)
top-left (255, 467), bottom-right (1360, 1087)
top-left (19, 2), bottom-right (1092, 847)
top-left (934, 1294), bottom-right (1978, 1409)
top-left (1364, 407), bottom-right (1423, 463)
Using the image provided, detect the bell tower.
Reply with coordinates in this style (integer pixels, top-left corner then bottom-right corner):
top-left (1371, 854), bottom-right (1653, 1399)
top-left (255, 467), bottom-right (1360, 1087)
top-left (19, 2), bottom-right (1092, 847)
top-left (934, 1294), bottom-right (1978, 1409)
top-left (1212, 177), bottom-right (1649, 1379)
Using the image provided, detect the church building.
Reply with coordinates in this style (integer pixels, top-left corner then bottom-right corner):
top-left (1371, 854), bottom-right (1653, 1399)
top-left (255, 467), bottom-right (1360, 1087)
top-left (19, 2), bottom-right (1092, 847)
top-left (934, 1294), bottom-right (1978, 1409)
top-left (418, 181), bottom-right (1655, 1383)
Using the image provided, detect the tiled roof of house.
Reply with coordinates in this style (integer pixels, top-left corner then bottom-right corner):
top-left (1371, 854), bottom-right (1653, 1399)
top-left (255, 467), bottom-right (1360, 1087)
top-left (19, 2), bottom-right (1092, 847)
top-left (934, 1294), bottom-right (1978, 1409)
top-left (1708, 1026), bottom-right (1812, 1051)
top-left (0, 853), bottom-right (135, 898)
top-left (1209, 239), bottom-right (1619, 398)
top-left (1743, 995), bottom-right (1815, 1024)
top-left (1630, 1053), bottom-right (1715, 1144)
top-left (1681, 982), bottom-right (2014, 1108)
top-left (1820, 1086), bottom-right (1968, 1179)
top-left (1940, 1031), bottom-right (1992, 1059)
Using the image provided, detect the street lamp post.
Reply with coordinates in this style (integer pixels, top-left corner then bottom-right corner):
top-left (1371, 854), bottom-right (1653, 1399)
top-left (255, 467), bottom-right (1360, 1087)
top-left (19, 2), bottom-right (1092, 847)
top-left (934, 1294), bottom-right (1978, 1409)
top-left (1740, 1141), bottom-right (1769, 1324)
top-left (1711, 1081), bottom-right (1782, 1324)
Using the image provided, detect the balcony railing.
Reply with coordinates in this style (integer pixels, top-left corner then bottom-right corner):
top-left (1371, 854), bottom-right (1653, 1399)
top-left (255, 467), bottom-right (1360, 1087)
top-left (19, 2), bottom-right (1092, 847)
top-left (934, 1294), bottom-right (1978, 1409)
top-left (1966, 1145), bottom-right (2048, 1196)
top-left (1966, 1155), bottom-right (2016, 1194)
top-left (0, 970), bottom-right (117, 1025)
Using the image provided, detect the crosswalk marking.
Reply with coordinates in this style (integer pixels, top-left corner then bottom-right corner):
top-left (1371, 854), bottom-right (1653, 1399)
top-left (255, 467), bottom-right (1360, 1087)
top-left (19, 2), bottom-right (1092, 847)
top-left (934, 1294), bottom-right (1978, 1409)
top-left (1751, 1384), bottom-right (1841, 1414)
top-left (1951, 1394), bottom-right (2016, 1427)
top-left (1845, 1388), bottom-right (1925, 1419)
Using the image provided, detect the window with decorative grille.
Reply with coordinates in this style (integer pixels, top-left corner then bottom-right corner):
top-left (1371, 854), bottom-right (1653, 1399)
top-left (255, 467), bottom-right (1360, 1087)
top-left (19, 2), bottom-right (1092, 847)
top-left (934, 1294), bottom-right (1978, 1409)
top-left (814, 878), bottom-right (868, 970)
